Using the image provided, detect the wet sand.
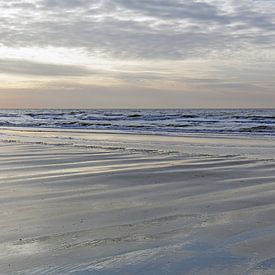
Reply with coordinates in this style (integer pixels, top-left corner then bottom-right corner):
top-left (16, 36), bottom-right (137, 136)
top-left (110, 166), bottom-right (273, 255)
top-left (1, 130), bottom-right (275, 274)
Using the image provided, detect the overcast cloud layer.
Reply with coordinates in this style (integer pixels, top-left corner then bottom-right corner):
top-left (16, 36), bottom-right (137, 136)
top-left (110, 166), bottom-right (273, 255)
top-left (0, 0), bottom-right (274, 108)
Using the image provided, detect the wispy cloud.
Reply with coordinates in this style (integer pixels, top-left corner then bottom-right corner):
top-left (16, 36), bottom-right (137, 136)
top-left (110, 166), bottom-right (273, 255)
top-left (0, 59), bottom-right (92, 77)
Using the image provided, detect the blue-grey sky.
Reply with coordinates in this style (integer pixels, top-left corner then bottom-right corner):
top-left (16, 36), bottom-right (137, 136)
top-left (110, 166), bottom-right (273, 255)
top-left (0, 0), bottom-right (274, 108)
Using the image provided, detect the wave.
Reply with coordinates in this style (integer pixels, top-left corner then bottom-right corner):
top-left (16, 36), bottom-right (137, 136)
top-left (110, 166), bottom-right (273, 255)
top-left (1, 109), bottom-right (275, 136)
top-left (0, 113), bottom-right (19, 118)
top-left (240, 125), bottom-right (275, 132)
top-left (165, 124), bottom-right (190, 128)
top-left (25, 112), bottom-right (66, 117)
top-left (127, 114), bottom-right (143, 118)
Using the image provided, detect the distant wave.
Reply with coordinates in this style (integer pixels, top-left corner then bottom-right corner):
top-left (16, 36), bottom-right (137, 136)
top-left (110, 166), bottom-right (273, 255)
top-left (0, 109), bottom-right (275, 136)
top-left (240, 125), bottom-right (275, 132)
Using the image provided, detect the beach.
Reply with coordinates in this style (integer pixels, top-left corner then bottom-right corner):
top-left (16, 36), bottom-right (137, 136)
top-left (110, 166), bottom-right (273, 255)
top-left (1, 0), bottom-right (274, 271)
top-left (0, 128), bottom-right (275, 274)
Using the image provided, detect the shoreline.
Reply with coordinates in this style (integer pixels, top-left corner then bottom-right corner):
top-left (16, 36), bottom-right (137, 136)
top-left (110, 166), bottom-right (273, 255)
top-left (2, 125), bottom-right (275, 138)
top-left (1, 127), bottom-right (275, 160)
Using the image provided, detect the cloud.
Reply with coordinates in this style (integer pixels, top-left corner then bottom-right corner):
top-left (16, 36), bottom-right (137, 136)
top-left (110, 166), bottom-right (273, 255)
top-left (0, 0), bottom-right (274, 108)
top-left (0, 0), bottom-right (274, 60)
top-left (0, 59), bottom-right (92, 77)
top-left (40, 0), bottom-right (94, 9)
top-left (113, 0), bottom-right (230, 23)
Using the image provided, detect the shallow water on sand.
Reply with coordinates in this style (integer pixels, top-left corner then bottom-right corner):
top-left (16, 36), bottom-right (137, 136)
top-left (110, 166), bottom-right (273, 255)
top-left (0, 129), bottom-right (275, 274)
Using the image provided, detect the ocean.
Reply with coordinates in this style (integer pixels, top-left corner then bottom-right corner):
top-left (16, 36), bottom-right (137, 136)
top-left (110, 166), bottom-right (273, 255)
top-left (0, 109), bottom-right (275, 136)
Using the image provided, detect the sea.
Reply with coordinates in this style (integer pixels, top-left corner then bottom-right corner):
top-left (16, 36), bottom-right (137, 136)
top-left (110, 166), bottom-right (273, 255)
top-left (0, 109), bottom-right (275, 136)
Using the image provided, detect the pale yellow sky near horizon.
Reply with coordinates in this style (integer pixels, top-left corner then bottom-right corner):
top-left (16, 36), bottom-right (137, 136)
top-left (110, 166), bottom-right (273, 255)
top-left (0, 0), bottom-right (274, 108)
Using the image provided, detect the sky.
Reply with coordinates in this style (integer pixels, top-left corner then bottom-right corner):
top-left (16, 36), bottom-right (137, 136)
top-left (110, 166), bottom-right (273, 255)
top-left (0, 0), bottom-right (274, 108)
